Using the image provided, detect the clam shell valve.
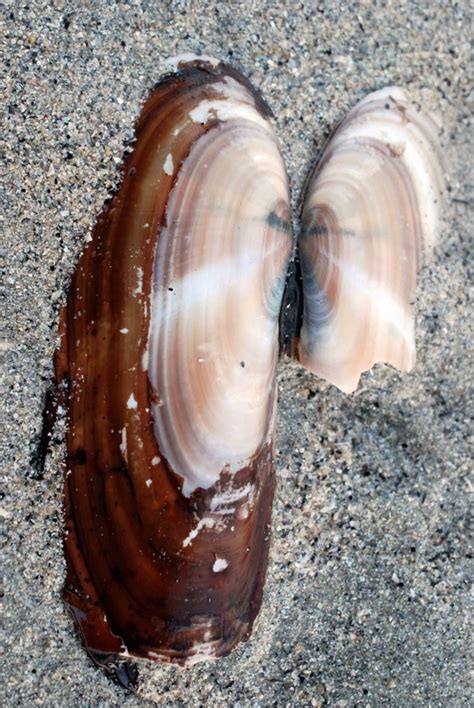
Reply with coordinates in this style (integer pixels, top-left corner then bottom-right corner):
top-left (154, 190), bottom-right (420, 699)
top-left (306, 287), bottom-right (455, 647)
top-left (55, 57), bottom-right (444, 679)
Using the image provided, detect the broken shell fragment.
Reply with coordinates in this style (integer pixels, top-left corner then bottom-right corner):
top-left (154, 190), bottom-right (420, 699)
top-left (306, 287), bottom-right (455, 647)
top-left (298, 87), bottom-right (445, 393)
top-left (57, 57), bottom-right (291, 669)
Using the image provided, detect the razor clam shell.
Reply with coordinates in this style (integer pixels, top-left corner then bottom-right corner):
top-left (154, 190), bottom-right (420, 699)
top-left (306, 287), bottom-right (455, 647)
top-left (298, 87), bottom-right (445, 393)
top-left (57, 59), bottom-right (291, 667)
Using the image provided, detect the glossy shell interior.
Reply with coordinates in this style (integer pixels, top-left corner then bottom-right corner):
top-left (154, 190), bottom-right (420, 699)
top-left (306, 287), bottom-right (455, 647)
top-left (147, 86), bottom-right (291, 497)
top-left (57, 59), bottom-right (291, 667)
top-left (298, 87), bottom-right (444, 392)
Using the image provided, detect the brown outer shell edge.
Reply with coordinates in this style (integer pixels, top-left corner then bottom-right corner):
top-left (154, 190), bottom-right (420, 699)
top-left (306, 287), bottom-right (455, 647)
top-left (57, 62), bottom-right (280, 667)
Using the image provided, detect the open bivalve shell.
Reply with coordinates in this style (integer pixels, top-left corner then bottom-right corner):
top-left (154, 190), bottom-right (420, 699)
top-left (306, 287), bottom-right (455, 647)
top-left (56, 57), bottom-right (292, 676)
top-left (298, 87), bottom-right (444, 392)
top-left (54, 57), bottom-right (444, 683)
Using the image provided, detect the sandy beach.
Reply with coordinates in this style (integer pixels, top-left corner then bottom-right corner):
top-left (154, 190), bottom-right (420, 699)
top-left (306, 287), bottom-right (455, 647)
top-left (2, 1), bottom-right (472, 705)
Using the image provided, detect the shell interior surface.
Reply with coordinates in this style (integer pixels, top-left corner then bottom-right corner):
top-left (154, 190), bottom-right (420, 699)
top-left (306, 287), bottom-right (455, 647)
top-left (298, 87), bottom-right (444, 393)
top-left (147, 85), bottom-right (291, 496)
top-left (56, 57), bottom-right (444, 677)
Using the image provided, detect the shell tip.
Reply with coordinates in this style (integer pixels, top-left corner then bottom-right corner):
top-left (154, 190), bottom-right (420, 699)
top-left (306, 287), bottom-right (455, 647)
top-left (164, 53), bottom-right (221, 73)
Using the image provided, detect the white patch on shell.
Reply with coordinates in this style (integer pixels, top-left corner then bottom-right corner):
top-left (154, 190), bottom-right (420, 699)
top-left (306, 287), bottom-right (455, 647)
top-left (119, 327), bottom-right (129, 334)
top-left (145, 478), bottom-right (153, 487)
top-left (210, 483), bottom-right (254, 514)
top-left (163, 153), bottom-right (174, 175)
top-left (133, 266), bottom-right (144, 297)
top-left (119, 643), bottom-right (131, 658)
top-left (181, 642), bottom-right (219, 667)
top-left (212, 557), bottom-right (228, 573)
top-left (188, 77), bottom-right (270, 132)
top-left (119, 427), bottom-right (127, 462)
top-left (182, 517), bottom-right (217, 548)
top-left (148, 641), bottom-right (218, 666)
top-left (189, 98), bottom-right (267, 131)
top-left (151, 456), bottom-right (161, 465)
top-left (127, 393), bottom-right (138, 410)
